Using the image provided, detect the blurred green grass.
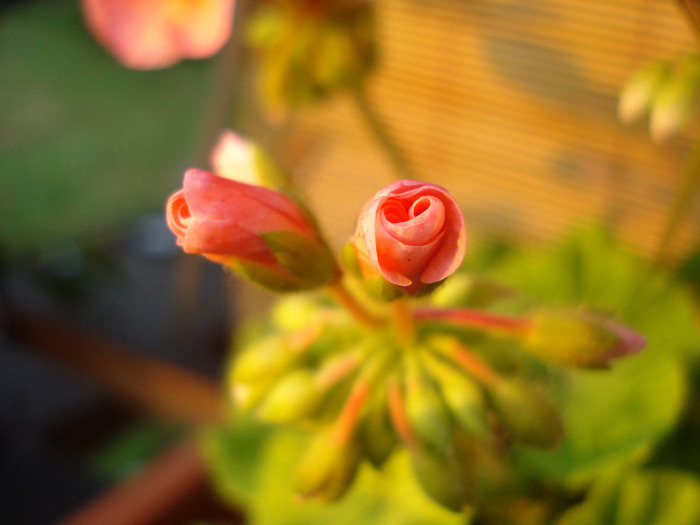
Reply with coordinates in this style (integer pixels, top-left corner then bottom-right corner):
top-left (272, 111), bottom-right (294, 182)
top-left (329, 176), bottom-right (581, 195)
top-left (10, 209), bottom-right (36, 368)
top-left (0, 0), bottom-right (218, 256)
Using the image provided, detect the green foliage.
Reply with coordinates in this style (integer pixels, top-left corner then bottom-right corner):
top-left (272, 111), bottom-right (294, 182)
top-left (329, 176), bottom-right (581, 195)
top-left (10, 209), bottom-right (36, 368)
top-left (0, 1), bottom-right (216, 255)
top-left (557, 468), bottom-right (700, 525)
top-left (202, 418), bottom-right (466, 525)
top-left (90, 421), bottom-right (185, 481)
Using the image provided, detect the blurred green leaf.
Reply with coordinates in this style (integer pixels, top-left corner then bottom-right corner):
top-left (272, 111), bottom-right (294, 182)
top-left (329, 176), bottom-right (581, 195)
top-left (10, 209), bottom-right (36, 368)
top-left (0, 1), bottom-right (217, 255)
top-left (203, 416), bottom-right (466, 525)
top-left (200, 415), bottom-right (275, 505)
top-left (484, 226), bottom-right (698, 487)
top-left (90, 421), bottom-right (185, 481)
top-left (557, 468), bottom-right (700, 525)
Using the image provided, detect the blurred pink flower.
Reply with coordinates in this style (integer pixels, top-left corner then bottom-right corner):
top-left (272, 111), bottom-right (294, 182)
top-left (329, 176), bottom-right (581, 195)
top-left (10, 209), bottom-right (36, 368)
top-left (81, 0), bottom-right (235, 69)
top-left (353, 180), bottom-right (466, 293)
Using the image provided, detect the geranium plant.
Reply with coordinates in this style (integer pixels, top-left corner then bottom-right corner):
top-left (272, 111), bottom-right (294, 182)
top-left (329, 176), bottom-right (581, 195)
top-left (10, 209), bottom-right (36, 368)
top-left (70, 0), bottom-right (700, 523)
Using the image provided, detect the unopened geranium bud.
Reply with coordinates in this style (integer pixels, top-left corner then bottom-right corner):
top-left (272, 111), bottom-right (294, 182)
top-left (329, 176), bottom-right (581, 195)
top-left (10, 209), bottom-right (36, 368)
top-left (650, 54), bottom-right (700, 142)
top-left (409, 448), bottom-right (473, 512)
top-left (403, 353), bottom-right (453, 455)
top-left (232, 335), bottom-right (297, 384)
top-left (618, 61), bottom-right (670, 124)
top-left (351, 180), bottom-right (466, 297)
top-left (422, 351), bottom-right (489, 437)
top-left (166, 169), bottom-right (337, 291)
top-left (257, 369), bottom-right (321, 423)
top-left (522, 309), bottom-right (645, 368)
top-left (210, 130), bottom-right (288, 188)
top-left (358, 387), bottom-right (397, 468)
top-left (487, 377), bottom-right (563, 449)
top-left (295, 428), bottom-right (362, 501)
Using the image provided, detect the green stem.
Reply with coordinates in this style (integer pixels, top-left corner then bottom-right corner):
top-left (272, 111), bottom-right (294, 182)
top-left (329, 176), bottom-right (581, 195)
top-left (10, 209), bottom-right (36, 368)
top-left (653, 141), bottom-right (700, 265)
top-left (351, 84), bottom-right (415, 180)
top-left (446, 342), bottom-right (502, 388)
top-left (327, 281), bottom-right (384, 329)
top-left (391, 299), bottom-right (415, 345)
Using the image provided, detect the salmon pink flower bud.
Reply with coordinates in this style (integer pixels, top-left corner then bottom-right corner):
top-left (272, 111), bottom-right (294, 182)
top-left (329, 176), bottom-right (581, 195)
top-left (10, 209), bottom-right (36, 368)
top-left (166, 169), bottom-right (336, 291)
top-left (81, 0), bottom-right (235, 70)
top-left (351, 180), bottom-right (466, 295)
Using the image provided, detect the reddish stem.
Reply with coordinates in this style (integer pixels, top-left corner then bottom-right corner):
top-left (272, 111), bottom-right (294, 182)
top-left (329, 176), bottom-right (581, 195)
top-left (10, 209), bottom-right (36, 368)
top-left (331, 379), bottom-right (372, 444)
top-left (387, 378), bottom-right (420, 450)
top-left (415, 307), bottom-right (532, 334)
top-left (448, 343), bottom-right (501, 387)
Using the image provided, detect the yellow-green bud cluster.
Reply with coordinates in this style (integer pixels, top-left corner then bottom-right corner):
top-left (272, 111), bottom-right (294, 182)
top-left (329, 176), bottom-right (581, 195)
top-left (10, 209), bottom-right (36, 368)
top-left (228, 298), bottom-right (565, 508)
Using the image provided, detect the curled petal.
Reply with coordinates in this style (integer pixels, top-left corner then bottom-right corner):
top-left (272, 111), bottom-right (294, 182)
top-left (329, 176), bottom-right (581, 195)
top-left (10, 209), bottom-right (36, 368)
top-left (355, 180), bottom-right (466, 290)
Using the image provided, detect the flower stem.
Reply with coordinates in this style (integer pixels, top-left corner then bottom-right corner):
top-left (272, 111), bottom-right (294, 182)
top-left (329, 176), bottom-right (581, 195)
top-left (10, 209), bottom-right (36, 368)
top-left (653, 140), bottom-right (700, 265)
top-left (351, 84), bottom-right (415, 180)
top-left (414, 307), bottom-right (531, 335)
top-left (390, 299), bottom-right (415, 345)
top-left (327, 281), bottom-right (384, 329)
top-left (387, 376), bottom-right (420, 450)
top-left (440, 342), bottom-right (501, 387)
top-left (332, 379), bottom-right (372, 444)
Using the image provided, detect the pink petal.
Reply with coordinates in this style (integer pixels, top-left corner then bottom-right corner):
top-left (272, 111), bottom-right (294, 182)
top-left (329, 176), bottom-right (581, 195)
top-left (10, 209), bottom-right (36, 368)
top-left (182, 169), bottom-right (314, 236)
top-left (81, 0), bottom-right (235, 70)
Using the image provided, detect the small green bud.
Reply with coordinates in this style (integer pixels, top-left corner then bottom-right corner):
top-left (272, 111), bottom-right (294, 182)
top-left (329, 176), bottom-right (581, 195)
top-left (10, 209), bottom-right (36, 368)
top-left (271, 295), bottom-right (324, 332)
top-left (422, 352), bottom-right (489, 437)
top-left (358, 388), bottom-right (398, 468)
top-left (210, 130), bottom-right (289, 189)
top-left (650, 54), bottom-right (700, 141)
top-left (487, 377), bottom-right (563, 449)
top-left (403, 353), bottom-right (453, 455)
top-left (295, 429), bottom-right (362, 502)
top-left (257, 369), bottom-right (321, 423)
top-left (618, 61), bottom-right (670, 124)
top-left (522, 309), bottom-right (645, 368)
top-left (232, 335), bottom-right (296, 384)
top-left (410, 448), bottom-right (473, 512)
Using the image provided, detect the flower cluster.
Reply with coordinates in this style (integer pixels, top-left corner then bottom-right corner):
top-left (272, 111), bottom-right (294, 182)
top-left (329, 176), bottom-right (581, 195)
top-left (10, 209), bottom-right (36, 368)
top-left (165, 132), bottom-right (646, 511)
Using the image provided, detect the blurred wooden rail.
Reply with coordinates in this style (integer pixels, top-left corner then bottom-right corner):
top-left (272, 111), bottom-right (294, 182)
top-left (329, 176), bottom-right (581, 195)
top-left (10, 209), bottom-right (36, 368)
top-left (8, 310), bottom-right (234, 524)
top-left (9, 311), bottom-right (224, 425)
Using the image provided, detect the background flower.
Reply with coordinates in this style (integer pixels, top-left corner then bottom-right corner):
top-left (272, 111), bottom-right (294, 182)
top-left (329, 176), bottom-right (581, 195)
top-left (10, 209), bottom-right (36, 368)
top-left (81, 0), bottom-right (236, 69)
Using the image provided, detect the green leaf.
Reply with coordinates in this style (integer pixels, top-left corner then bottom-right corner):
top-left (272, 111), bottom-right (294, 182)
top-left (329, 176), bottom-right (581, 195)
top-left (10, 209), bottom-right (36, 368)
top-left (204, 418), bottom-right (466, 525)
top-left (0, 1), bottom-right (217, 255)
top-left (557, 468), bottom-right (700, 525)
top-left (199, 416), bottom-right (274, 505)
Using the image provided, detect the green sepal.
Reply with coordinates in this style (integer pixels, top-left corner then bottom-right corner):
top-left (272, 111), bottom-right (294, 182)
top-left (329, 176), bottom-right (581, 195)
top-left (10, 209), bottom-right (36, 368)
top-left (262, 230), bottom-right (337, 287)
top-left (365, 276), bottom-right (405, 302)
top-left (232, 259), bottom-right (309, 293)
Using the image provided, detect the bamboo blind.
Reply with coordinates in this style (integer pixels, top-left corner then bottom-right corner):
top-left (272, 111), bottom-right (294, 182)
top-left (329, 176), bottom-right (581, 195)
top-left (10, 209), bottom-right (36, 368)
top-left (265, 0), bottom-right (700, 259)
